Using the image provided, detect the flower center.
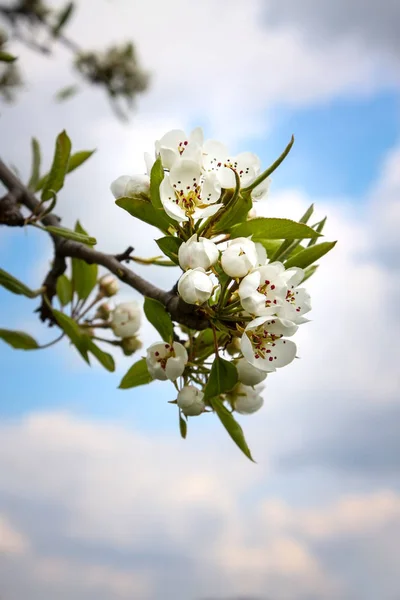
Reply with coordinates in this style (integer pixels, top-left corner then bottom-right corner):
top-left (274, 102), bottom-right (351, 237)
top-left (178, 140), bottom-right (189, 155)
top-left (257, 279), bottom-right (277, 308)
top-left (286, 289), bottom-right (302, 312)
top-left (154, 344), bottom-right (175, 370)
top-left (247, 324), bottom-right (283, 362)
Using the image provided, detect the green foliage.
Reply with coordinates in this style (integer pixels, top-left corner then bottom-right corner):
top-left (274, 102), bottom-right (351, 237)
top-left (27, 138), bottom-right (41, 190)
top-left (87, 339), bottom-right (115, 372)
top-left (230, 217), bottom-right (321, 241)
top-left (301, 264), bottom-right (319, 282)
top-left (155, 236), bottom-right (182, 264)
top-left (56, 274), bottom-right (73, 306)
top-left (67, 150), bottom-right (95, 173)
top-left (55, 85), bottom-right (80, 102)
top-left (0, 51), bottom-right (17, 63)
top-left (284, 241), bottom-right (337, 269)
top-left (71, 222), bottom-right (98, 299)
top-left (179, 413), bottom-right (187, 439)
top-left (0, 329), bottom-right (39, 350)
top-left (0, 268), bottom-right (37, 298)
top-left (119, 358), bottom-right (153, 389)
top-left (52, 2), bottom-right (75, 37)
top-left (40, 130), bottom-right (72, 202)
top-left (44, 225), bottom-right (97, 245)
top-left (143, 297), bottom-right (174, 342)
top-left (203, 356), bottom-right (238, 401)
top-left (149, 156), bottom-right (164, 210)
top-left (210, 397), bottom-right (254, 462)
top-left (52, 309), bottom-right (90, 363)
top-left (116, 197), bottom-right (172, 233)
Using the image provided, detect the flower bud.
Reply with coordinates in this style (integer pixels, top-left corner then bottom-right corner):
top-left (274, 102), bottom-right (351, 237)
top-left (225, 336), bottom-right (242, 356)
top-left (236, 357), bottom-right (267, 386)
top-left (178, 234), bottom-right (219, 271)
top-left (110, 174), bottom-right (150, 200)
top-left (229, 383), bottom-right (264, 415)
top-left (121, 336), bottom-right (143, 355)
top-left (99, 274), bottom-right (119, 297)
top-left (221, 237), bottom-right (258, 278)
top-left (146, 342), bottom-right (188, 381)
top-left (111, 302), bottom-right (141, 338)
top-left (95, 302), bottom-right (112, 321)
top-left (177, 268), bottom-right (213, 305)
top-left (177, 385), bottom-right (205, 416)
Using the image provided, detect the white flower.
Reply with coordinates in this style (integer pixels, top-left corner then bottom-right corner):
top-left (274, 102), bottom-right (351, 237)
top-left (178, 268), bottom-right (213, 305)
top-left (278, 267), bottom-right (312, 324)
top-left (221, 237), bottom-right (259, 278)
top-left (110, 174), bottom-right (150, 199)
top-left (177, 385), bottom-right (205, 416)
top-left (202, 140), bottom-right (261, 189)
top-left (229, 383), bottom-right (265, 414)
top-left (241, 316), bottom-right (298, 372)
top-left (146, 341), bottom-right (188, 381)
top-left (111, 302), bottom-right (141, 338)
top-left (178, 233), bottom-right (219, 271)
top-left (159, 158), bottom-right (222, 223)
top-left (236, 357), bottom-right (267, 386)
top-left (238, 262), bottom-right (287, 316)
top-left (155, 127), bottom-right (204, 170)
top-left (98, 274), bottom-right (119, 297)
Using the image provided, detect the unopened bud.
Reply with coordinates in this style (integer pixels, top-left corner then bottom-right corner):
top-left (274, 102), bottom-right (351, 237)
top-left (226, 336), bottom-right (241, 356)
top-left (99, 274), bottom-right (119, 297)
top-left (95, 302), bottom-right (112, 321)
top-left (121, 336), bottom-right (143, 355)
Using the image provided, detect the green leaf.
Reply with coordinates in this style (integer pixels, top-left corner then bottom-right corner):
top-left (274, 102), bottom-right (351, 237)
top-left (116, 197), bottom-right (172, 233)
top-left (119, 358), bottom-right (153, 389)
top-left (155, 236), bottom-right (182, 264)
top-left (203, 356), bottom-right (238, 401)
top-left (70, 222), bottom-right (98, 299)
top-left (44, 226), bottom-right (97, 245)
top-left (230, 218), bottom-right (321, 240)
top-left (0, 268), bottom-right (37, 298)
top-left (41, 130), bottom-right (72, 202)
top-left (243, 135), bottom-right (294, 193)
top-left (67, 150), bottom-right (95, 174)
top-left (192, 329), bottom-right (230, 361)
top-left (210, 397), bottom-right (255, 462)
top-left (214, 189), bottom-right (252, 234)
top-left (0, 329), bottom-right (39, 350)
top-left (256, 239), bottom-right (282, 258)
top-left (56, 274), bottom-right (73, 306)
top-left (52, 1), bottom-right (75, 36)
top-left (27, 138), bottom-right (41, 190)
top-left (301, 264), bottom-right (319, 283)
top-left (87, 339), bottom-right (115, 372)
top-left (284, 241), bottom-right (337, 269)
top-left (149, 156), bottom-right (164, 210)
top-left (179, 413), bottom-right (187, 439)
top-left (55, 84), bottom-right (80, 102)
top-left (307, 217), bottom-right (327, 247)
top-left (0, 51), bottom-right (17, 62)
top-left (299, 203), bottom-right (314, 224)
top-left (52, 309), bottom-right (90, 363)
top-left (143, 297), bottom-right (174, 343)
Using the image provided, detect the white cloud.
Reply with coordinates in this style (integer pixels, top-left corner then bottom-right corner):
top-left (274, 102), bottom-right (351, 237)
top-left (0, 515), bottom-right (30, 555)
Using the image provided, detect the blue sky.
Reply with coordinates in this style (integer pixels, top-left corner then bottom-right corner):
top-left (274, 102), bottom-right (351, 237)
top-left (1, 1), bottom-right (400, 599)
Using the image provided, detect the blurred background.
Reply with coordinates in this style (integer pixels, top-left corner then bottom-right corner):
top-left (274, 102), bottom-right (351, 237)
top-left (0, 1), bottom-right (400, 599)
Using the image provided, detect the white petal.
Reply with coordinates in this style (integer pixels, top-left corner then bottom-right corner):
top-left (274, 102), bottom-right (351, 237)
top-left (189, 127), bottom-right (204, 146)
top-left (110, 175), bottom-right (132, 199)
top-left (192, 203), bottom-right (222, 220)
top-left (169, 159), bottom-right (202, 195)
top-left (255, 242), bottom-right (267, 266)
top-left (144, 152), bottom-right (155, 175)
top-left (159, 178), bottom-right (188, 222)
top-left (201, 172), bottom-right (221, 204)
top-left (239, 271), bottom-right (261, 300)
top-left (165, 357), bottom-right (185, 380)
top-left (202, 139), bottom-right (229, 171)
top-left (284, 267), bottom-right (305, 288)
top-left (251, 177), bottom-right (270, 201)
top-left (172, 342), bottom-right (188, 362)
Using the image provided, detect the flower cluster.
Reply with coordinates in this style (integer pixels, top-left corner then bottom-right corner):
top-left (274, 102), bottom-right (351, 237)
top-left (110, 127), bottom-right (334, 458)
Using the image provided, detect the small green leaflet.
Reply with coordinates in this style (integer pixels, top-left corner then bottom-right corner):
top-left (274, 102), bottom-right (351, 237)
top-left (284, 241), bottom-right (337, 269)
top-left (211, 397), bottom-right (255, 462)
top-left (44, 226), bottom-right (97, 245)
top-left (119, 358), bottom-right (153, 389)
top-left (179, 413), bottom-right (187, 439)
top-left (143, 297), bottom-right (174, 343)
top-left (67, 150), bottom-right (95, 174)
top-left (56, 274), bottom-right (73, 306)
top-left (0, 268), bottom-right (37, 298)
top-left (87, 339), bottom-right (115, 372)
top-left (71, 222), bottom-right (98, 299)
top-left (230, 217), bottom-right (321, 240)
top-left (41, 130), bottom-right (72, 202)
top-left (27, 138), bottom-right (41, 190)
top-left (203, 356), bottom-right (238, 401)
top-left (149, 156), bottom-right (164, 210)
top-left (52, 309), bottom-right (90, 363)
top-left (0, 51), bottom-right (17, 62)
top-left (116, 197), bottom-right (172, 233)
top-left (155, 236), bottom-right (182, 264)
top-left (0, 329), bottom-right (39, 350)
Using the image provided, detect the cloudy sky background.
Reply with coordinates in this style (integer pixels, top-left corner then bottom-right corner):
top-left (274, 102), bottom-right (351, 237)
top-left (1, 0), bottom-right (400, 598)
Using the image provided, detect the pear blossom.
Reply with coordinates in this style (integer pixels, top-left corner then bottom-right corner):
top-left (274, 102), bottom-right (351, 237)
top-left (202, 139), bottom-right (261, 189)
top-left (241, 316), bottom-right (298, 372)
top-left (229, 383), bottom-right (265, 414)
top-left (98, 274), bottom-right (119, 297)
top-left (178, 234), bottom-right (219, 271)
top-left (177, 385), bottom-right (205, 416)
top-left (159, 158), bottom-right (222, 223)
top-left (236, 357), bottom-right (267, 386)
top-left (121, 336), bottom-right (142, 355)
top-left (221, 237), bottom-right (261, 278)
top-left (111, 302), bottom-right (141, 338)
top-left (178, 268), bottom-right (213, 305)
top-left (155, 127), bottom-right (204, 170)
top-left (238, 262), bottom-right (287, 316)
top-left (110, 174), bottom-right (150, 199)
top-left (278, 267), bottom-right (312, 324)
top-left (146, 342), bottom-right (188, 381)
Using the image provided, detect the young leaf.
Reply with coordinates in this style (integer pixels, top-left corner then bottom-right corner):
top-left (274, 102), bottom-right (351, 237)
top-left (71, 222), bottom-right (98, 300)
top-left (116, 197), bottom-right (172, 233)
top-left (213, 191), bottom-right (252, 234)
top-left (0, 268), bottom-right (37, 298)
top-left (299, 203), bottom-right (314, 224)
top-left (143, 297), bottom-right (174, 342)
top-left (155, 236), bottom-right (182, 264)
top-left (27, 137), bottom-right (41, 190)
top-left (0, 329), bottom-right (39, 350)
top-left (119, 358), bottom-right (153, 389)
top-left (210, 397), bottom-right (255, 462)
top-left (52, 2), bottom-right (75, 36)
top-left (149, 156), bottom-right (164, 210)
top-left (230, 218), bottom-right (320, 240)
top-left (179, 412), bottom-right (187, 439)
top-left (52, 309), bottom-right (90, 363)
top-left (284, 241), bottom-right (337, 269)
top-left (307, 217), bottom-right (327, 247)
top-left (55, 84), bottom-right (80, 102)
top-left (87, 339), bottom-right (115, 372)
top-left (44, 226), bottom-right (97, 245)
top-left (41, 130), bottom-right (72, 202)
top-left (56, 274), bottom-right (73, 306)
top-left (203, 356), bottom-right (238, 401)
top-left (301, 264), bottom-right (319, 283)
top-left (0, 51), bottom-right (17, 62)
top-left (67, 150), bottom-right (95, 174)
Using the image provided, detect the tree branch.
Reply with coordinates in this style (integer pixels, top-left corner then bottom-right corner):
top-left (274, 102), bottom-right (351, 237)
top-left (0, 158), bottom-right (209, 330)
